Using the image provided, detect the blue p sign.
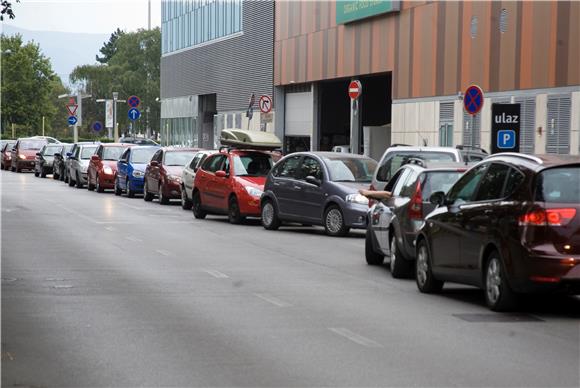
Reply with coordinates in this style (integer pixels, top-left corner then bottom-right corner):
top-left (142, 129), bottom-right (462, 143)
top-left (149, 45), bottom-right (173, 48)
top-left (497, 130), bottom-right (516, 149)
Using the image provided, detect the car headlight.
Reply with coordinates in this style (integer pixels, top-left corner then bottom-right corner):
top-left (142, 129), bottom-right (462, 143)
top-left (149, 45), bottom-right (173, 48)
top-left (244, 186), bottom-right (263, 197)
top-left (132, 170), bottom-right (144, 178)
top-left (167, 174), bottom-right (181, 182)
top-left (18, 154), bottom-right (26, 159)
top-left (103, 166), bottom-right (113, 175)
top-left (346, 193), bottom-right (369, 205)
top-left (81, 165), bottom-right (88, 173)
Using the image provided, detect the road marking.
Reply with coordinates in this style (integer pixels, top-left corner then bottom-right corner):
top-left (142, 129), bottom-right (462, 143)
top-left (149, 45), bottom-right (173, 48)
top-left (328, 328), bottom-right (383, 348)
top-left (53, 285), bottom-right (73, 289)
top-left (203, 269), bottom-right (229, 279)
top-left (254, 293), bottom-right (292, 307)
top-left (125, 236), bottom-right (143, 243)
top-left (104, 226), bottom-right (116, 232)
top-left (155, 249), bottom-right (171, 256)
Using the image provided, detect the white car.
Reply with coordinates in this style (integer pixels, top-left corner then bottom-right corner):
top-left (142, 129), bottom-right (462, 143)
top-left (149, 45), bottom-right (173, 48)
top-left (180, 150), bottom-right (217, 210)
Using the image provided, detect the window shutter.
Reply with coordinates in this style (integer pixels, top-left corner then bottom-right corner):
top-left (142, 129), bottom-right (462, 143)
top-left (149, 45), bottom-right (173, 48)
top-left (547, 95), bottom-right (571, 154)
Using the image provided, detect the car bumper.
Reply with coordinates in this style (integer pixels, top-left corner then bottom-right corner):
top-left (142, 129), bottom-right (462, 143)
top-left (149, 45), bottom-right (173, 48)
top-left (15, 160), bottom-right (35, 169)
top-left (508, 251), bottom-right (580, 294)
top-left (343, 203), bottom-right (369, 229)
top-left (162, 181), bottom-right (182, 199)
top-left (128, 177), bottom-right (145, 192)
top-left (240, 196), bottom-right (262, 217)
top-left (99, 173), bottom-right (116, 189)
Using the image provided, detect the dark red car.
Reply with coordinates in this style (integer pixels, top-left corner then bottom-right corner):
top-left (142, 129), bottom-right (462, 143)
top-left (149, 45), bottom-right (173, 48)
top-left (87, 143), bottom-right (130, 192)
top-left (143, 147), bottom-right (199, 204)
top-left (1, 141), bottom-right (16, 170)
top-left (192, 149), bottom-right (274, 223)
top-left (10, 138), bottom-right (48, 172)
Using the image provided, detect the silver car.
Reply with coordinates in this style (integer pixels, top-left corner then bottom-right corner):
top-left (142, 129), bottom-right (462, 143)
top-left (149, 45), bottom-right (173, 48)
top-left (34, 144), bottom-right (63, 178)
top-left (68, 144), bottom-right (99, 188)
top-left (180, 150), bottom-right (216, 210)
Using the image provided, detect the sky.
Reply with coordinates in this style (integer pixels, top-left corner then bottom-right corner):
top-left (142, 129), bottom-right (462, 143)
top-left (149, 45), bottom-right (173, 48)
top-left (4, 0), bottom-right (161, 34)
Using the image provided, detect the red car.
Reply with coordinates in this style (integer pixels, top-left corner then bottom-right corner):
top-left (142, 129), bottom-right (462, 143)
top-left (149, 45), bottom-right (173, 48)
top-left (87, 143), bottom-right (131, 192)
top-left (1, 141), bottom-right (16, 170)
top-left (192, 149), bottom-right (274, 223)
top-left (143, 147), bottom-right (199, 204)
top-left (10, 138), bottom-right (48, 172)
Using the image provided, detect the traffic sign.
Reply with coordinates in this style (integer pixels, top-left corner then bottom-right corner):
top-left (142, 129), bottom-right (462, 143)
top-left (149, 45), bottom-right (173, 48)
top-left (66, 104), bottom-right (78, 116)
top-left (497, 130), bottom-right (516, 149)
top-left (258, 95), bottom-right (272, 114)
top-left (67, 116), bottom-right (78, 125)
top-left (127, 95), bottom-right (141, 108)
top-left (92, 121), bottom-right (103, 132)
top-left (491, 103), bottom-right (520, 154)
top-left (348, 80), bottom-right (362, 100)
top-left (463, 85), bottom-right (484, 115)
top-left (128, 107), bottom-right (141, 121)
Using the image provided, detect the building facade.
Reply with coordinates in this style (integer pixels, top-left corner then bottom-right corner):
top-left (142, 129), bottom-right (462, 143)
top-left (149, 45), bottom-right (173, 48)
top-left (274, 0), bottom-right (580, 156)
top-left (160, 0), bottom-right (274, 148)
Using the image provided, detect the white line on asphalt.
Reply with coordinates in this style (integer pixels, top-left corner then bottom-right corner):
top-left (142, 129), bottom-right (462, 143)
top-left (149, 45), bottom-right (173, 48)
top-left (104, 226), bottom-right (116, 232)
top-left (203, 269), bottom-right (229, 279)
top-left (155, 249), bottom-right (171, 256)
top-left (328, 328), bottom-right (383, 348)
top-left (125, 236), bottom-right (143, 243)
top-left (254, 293), bottom-right (292, 307)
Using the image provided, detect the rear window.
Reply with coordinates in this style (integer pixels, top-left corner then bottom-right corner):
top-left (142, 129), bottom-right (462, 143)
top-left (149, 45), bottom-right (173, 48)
top-left (421, 171), bottom-right (464, 200)
top-left (535, 167), bottom-right (580, 204)
top-left (377, 151), bottom-right (456, 182)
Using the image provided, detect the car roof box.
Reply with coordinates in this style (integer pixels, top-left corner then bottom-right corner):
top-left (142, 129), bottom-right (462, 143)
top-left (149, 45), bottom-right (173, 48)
top-left (220, 129), bottom-right (282, 150)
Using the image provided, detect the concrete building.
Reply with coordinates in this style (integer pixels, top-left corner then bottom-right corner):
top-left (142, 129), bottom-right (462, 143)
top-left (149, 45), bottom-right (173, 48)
top-left (274, 1), bottom-right (580, 156)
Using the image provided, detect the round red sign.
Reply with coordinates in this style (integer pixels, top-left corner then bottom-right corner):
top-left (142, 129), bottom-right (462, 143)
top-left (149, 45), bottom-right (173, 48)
top-left (348, 80), bottom-right (362, 100)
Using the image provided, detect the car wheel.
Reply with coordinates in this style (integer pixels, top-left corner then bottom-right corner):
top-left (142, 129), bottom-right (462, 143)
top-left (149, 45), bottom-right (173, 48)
top-left (228, 196), bottom-right (245, 224)
top-left (143, 181), bottom-right (153, 202)
top-left (126, 180), bottom-right (135, 198)
top-left (261, 200), bottom-right (281, 230)
top-left (192, 190), bottom-right (206, 219)
top-left (68, 173), bottom-right (75, 187)
top-left (114, 177), bottom-right (122, 196)
top-left (415, 239), bottom-right (444, 293)
top-left (96, 174), bottom-right (104, 192)
top-left (11, 165), bottom-right (15, 172)
top-left (390, 236), bottom-right (412, 278)
top-left (181, 186), bottom-right (192, 210)
top-left (324, 205), bottom-right (349, 237)
top-left (53, 170), bottom-right (59, 180)
top-left (365, 228), bottom-right (384, 265)
top-left (76, 172), bottom-right (84, 188)
top-left (159, 184), bottom-right (170, 205)
top-left (485, 253), bottom-right (517, 312)
top-left (40, 168), bottom-right (47, 178)
top-left (64, 171), bottom-right (69, 183)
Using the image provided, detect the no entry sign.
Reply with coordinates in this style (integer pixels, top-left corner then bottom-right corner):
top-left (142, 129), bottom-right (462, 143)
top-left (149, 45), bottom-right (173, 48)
top-left (464, 85), bottom-right (484, 115)
top-left (348, 80), bottom-right (362, 100)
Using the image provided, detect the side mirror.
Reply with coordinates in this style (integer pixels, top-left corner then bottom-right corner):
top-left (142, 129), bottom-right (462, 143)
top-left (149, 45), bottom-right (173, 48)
top-left (36, 152), bottom-right (41, 156)
top-left (91, 155), bottom-right (100, 162)
top-left (429, 191), bottom-right (446, 206)
top-left (150, 160), bottom-right (159, 167)
top-left (215, 170), bottom-right (227, 178)
top-left (66, 152), bottom-right (72, 157)
top-left (305, 175), bottom-right (321, 186)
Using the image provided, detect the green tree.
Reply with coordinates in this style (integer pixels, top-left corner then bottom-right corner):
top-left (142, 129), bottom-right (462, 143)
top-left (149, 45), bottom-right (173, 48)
top-left (1, 0), bottom-right (19, 21)
top-left (96, 28), bottom-right (124, 64)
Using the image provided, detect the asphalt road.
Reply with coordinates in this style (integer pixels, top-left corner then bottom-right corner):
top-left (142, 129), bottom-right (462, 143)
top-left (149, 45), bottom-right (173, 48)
top-left (2, 170), bottom-right (579, 387)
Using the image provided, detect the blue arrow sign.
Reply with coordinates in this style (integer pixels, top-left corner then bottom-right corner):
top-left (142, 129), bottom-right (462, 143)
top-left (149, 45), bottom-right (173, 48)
top-left (92, 121), bottom-right (103, 132)
top-left (128, 107), bottom-right (141, 121)
top-left (67, 116), bottom-right (78, 125)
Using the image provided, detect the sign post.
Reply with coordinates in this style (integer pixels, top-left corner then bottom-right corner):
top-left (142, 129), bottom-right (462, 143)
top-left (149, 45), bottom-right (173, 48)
top-left (491, 103), bottom-right (520, 154)
top-left (463, 85), bottom-right (484, 148)
top-left (349, 80), bottom-right (362, 154)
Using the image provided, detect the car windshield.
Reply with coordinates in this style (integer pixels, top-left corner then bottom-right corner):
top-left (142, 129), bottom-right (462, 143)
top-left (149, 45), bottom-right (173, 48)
top-left (535, 166), bottom-right (580, 204)
top-left (3, 142), bottom-right (15, 151)
top-left (102, 147), bottom-right (126, 161)
top-left (421, 171), bottom-right (464, 200)
top-left (233, 154), bottom-right (273, 176)
top-left (80, 146), bottom-right (98, 159)
top-left (20, 140), bottom-right (47, 150)
top-left (122, 138), bottom-right (159, 145)
top-left (377, 151), bottom-right (456, 182)
top-left (324, 157), bottom-right (377, 182)
top-left (164, 151), bottom-right (196, 166)
top-left (43, 146), bottom-right (61, 156)
top-left (131, 148), bottom-right (158, 164)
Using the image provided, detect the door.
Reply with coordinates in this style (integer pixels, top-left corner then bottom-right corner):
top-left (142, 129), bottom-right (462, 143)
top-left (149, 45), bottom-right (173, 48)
top-left (375, 168), bottom-right (408, 251)
top-left (293, 156), bottom-right (325, 221)
top-left (117, 148), bottom-right (130, 189)
top-left (183, 153), bottom-right (203, 198)
top-left (270, 155), bottom-right (302, 217)
top-left (200, 155), bottom-right (226, 208)
top-left (150, 150), bottom-right (163, 194)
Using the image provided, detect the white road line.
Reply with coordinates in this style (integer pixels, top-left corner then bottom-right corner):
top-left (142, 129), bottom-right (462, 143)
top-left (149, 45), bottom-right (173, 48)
top-left (328, 328), bottom-right (383, 348)
top-left (254, 293), bottom-right (292, 307)
top-left (125, 236), bottom-right (143, 243)
top-left (104, 226), bottom-right (116, 232)
top-left (203, 269), bottom-right (229, 279)
top-left (155, 249), bottom-right (171, 256)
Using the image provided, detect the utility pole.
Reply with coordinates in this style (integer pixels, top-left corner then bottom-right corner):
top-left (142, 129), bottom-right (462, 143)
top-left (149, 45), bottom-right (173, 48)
top-left (42, 116), bottom-right (45, 136)
top-left (58, 92), bottom-right (91, 143)
top-left (148, 0), bottom-right (151, 30)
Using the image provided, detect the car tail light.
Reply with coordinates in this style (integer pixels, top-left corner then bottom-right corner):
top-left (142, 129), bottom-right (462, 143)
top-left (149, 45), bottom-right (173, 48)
top-left (530, 276), bottom-right (560, 283)
top-left (519, 208), bottom-right (577, 226)
top-left (408, 181), bottom-right (423, 220)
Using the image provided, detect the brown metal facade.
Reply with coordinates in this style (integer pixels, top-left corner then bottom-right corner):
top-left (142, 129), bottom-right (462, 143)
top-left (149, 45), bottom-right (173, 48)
top-left (274, 0), bottom-right (580, 99)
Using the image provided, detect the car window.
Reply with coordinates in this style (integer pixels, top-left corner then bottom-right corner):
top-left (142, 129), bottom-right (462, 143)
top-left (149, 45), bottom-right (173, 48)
top-left (377, 151), bottom-right (456, 182)
top-left (535, 166), bottom-right (580, 204)
top-left (80, 146), bottom-right (97, 159)
top-left (102, 147), bottom-right (126, 161)
top-left (189, 153), bottom-right (203, 170)
top-left (202, 155), bottom-right (226, 173)
top-left (120, 149), bottom-right (130, 161)
top-left (392, 168), bottom-right (412, 196)
top-left (273, 155), bottom-right (301, 178)
top-left (296, 157), bottom-right (323, 181)
top-left (399, 170), bottom-right (420, 198)
top-left (421, 171), bottom-right (464, 200)
top-left (233, 154), bottom-right (273, 176)
top-left (475, 163), bottom-right (510, 201)
top-left (164, 151), bottom-right (196, 166)
top-left (131, 148), bottom-right (158, 164)
top-left (43, 145), bottom-right (61, 156)
top-left (446, 164), bottom-right (488, 205)
top-left (503, 168), bottom-right (525, 198)
top-left (223, 156), bottom-right (230, 174)
top-left (384, 169), bottom-right (404, 191)
top-left (324, 157), bottom-right (377, 182)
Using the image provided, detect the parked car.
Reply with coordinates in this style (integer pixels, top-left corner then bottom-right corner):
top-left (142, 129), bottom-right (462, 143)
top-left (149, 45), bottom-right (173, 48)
top-left (261, 152), bottom-right (378, 236)
top-left (371, 145), bottom-right (487, 191)
top-left (1, 140), bottom-right (16, 170)
top-left (118, 136), bottom-right (159, 145)
top-left (87, 143), bottom-right (131, 192)
top-left (192, 149), bottom-right (276, 223)
top-left (10, 137), bottom-right (49, 172)
top-left (67, 143), bottom-right (99, 188)
top-left (34, 144), bottom-right (63, 178)
top-left (143, 147), bottom-right (199, 204)
top-left (365, 159), bottom-right (467, 277)
top-left (115, 145), bottom-right (160, 197)
top-left (415, 153), bottom-right (580, 311)
top-left (180, 150), bottom-right (216, 210)
top-left (64, 142), bottom-right (99, 183)
top-left (52, 144), bottom-right (73, 180)
top-left (30, 135), bottom-right (60, 144)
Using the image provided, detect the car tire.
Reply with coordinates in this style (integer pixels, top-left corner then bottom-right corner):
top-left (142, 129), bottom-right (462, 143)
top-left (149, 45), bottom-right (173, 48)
top-left (192, 190), bottom-right (206, 219)
top-left (324, 205), bottom-right (349, 237)
top-left (126, 180), bottom-right (135, 198)
top-left (159, 184), bottom-right (170, 205)
top-left (181, 185), bottom-right (193, 210)
top-left (485, 252), bottom-right (518, 312)
top-left (415, 239), bottom-right (444, 293)
top-left (114, 178), bottom-right (122, 196)
top-left (76, 172), bottom-right (83, 189)
top-left (68, 173), bottom-right (75, 187)
top-left (34, 170), bottom-right (40, 177)
top-left (53, 170), bottom-right (59, 180)
top-left (390, 236), bottom-right (412, 278)
top-left (228, 196), bottom-right (245, 224)
top-left (40, 168), bottom-right (47, 178)
top-left (365, 228), bottom-right (384, 265)
top-left (261, 200), bottom-right (281, 230)
top-left (95, 174), bottom-right (104, 192)
top-left (143, 181), bottom-right (153, 202)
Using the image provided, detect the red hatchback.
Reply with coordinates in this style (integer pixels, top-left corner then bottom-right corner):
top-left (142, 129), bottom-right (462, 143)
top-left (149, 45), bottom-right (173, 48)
top-left (192, 149), bottom-right (274, 223)
top-left (143, 147), bottom-right (199, 204)
top-left (87, 143), bottom-right (131, 192)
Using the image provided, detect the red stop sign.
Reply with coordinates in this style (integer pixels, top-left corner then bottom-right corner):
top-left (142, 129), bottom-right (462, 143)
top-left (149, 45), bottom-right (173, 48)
top-left (348, 80), bottom-right (362, 100)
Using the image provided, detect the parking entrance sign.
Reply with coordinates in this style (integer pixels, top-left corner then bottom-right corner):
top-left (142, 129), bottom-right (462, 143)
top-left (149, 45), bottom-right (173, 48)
top-left (491, 103), bottom-right (520, 154)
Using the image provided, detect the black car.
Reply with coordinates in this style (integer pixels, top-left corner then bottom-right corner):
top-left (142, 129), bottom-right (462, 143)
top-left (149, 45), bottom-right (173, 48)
top-left (415, 153), bottom-right (580, 311)
top-left (365, 159), bottom-right (467, 277)
top-left (261, 152), bottom-right (377, 236)
top-left (34, 144), bottom-right (63, 178)
top-left (52, 144), bottom-right (73, 181)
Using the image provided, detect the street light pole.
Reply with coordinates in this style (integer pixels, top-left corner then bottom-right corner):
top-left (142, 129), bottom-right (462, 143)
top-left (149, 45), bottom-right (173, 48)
top-left (113, 92), bottom-right (119, 141)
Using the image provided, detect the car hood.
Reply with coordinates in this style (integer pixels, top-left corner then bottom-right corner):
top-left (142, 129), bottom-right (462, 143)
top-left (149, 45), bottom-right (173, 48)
top-left (103, 160), bottom-right (118, 169)
top-left (165, 166), bottom-right (184, 176)
top-left (129, 163), bottom-right (147, 172)
top-left (236, 176), bottom-right (267, 188)
top-left (332, 181), bottom-right (372, 193)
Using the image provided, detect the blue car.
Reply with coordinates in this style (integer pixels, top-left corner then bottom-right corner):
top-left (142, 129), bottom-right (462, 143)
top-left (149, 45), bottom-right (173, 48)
top-left (115, 145), bottom-right (160, 197)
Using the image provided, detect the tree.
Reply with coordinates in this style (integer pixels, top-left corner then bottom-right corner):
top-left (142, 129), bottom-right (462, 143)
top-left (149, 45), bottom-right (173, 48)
top-left (96, 28), bottom-right (124, 64)
top-left (0, 0), bottom-right (19, 21)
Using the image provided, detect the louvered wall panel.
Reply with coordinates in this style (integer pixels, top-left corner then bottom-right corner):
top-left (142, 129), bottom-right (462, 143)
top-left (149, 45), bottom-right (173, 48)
top-left (439, 102), bottom-right (454, 123)
top-left (161, 1), bottom-right (274, 113)
top-left (547, 95), bottom-right (571, 154)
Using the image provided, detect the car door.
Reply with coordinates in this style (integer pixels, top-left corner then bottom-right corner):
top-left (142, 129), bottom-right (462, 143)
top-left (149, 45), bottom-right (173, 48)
top-left (373, 169), bottom-right (407, 253)
top-left (183, 153), bottom-right (203, 198)
top-left (292, 156), bottom-right (325, 221)
top-left (270, 155), bottom-right (303, 217)
top-left (150, 150), bottom-right (163, 193)
top-left (199, 155), bottom-right (226, 208)
top-left (429, 164), bottom-right (488, 275)
top-left (391, 168), bottom-right (421, 257)
top-left (117, 148), bottom-right (130, 189)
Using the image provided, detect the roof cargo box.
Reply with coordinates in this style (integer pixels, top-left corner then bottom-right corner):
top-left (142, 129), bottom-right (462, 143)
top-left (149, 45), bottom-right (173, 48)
top-left (220, 129), bottom-right (282, 150)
